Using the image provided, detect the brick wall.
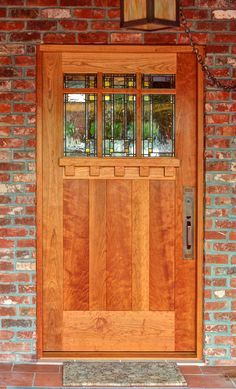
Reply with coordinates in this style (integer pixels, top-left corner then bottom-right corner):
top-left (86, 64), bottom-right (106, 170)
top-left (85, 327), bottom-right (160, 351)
top-left (0, 0), bottom-right (235, 365)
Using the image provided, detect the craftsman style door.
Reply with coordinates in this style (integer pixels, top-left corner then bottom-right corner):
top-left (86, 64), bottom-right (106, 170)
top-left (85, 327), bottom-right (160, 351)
top-left (37, 45), bottom-right (203, 359)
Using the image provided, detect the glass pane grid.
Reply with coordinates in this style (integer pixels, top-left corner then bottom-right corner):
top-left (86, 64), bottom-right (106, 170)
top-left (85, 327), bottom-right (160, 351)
top-left (103, 94), bottom-right (136, 157)
top-left (103, 74), bottom-right (136, 89)
top-left (142, 94), bottom-right (175, 157)
top-left (64, 93), bottom-right (97, 157)
top-left (64, 74), bottom-right (97, 89)
top-left (142, 74), bottom-right (175, 89)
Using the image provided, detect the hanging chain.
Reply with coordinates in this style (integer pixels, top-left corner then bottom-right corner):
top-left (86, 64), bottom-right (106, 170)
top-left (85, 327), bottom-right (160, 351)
top-left (179, 2), bottom-right (236, 91)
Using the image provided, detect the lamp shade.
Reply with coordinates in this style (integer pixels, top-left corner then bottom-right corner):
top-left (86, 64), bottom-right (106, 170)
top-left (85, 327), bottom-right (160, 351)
top-left (120, 0), bottom-right (180, 31)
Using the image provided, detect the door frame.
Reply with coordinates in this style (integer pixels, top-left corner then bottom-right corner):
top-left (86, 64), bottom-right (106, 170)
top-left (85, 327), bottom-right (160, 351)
top-left (36, 44), bottom-right (204, 361)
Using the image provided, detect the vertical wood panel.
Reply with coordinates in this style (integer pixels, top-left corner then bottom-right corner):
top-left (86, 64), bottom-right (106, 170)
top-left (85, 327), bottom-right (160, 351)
top-left (63, 180), bottom-right (89, 311)
top-left (89, 180), bottom-right (106, 310)
top-left (42, 52), bottom-right (63, 351)
top-left (175, 53), bottom-right (197, 351)
top-left (149, 180), bottom-right (175, 311)
top-left (132, 180), bottom-right (149, 310)
top-left (106, 180), bottom-right (132, 310)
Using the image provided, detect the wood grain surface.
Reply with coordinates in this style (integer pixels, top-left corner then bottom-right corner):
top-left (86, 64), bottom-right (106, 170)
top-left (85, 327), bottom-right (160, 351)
top-left (106, 180), bottom-right (132, 310)
top-left (149, 180), bottom-right (175, 311)
top-left (63, 180), bottom-right (89, 311)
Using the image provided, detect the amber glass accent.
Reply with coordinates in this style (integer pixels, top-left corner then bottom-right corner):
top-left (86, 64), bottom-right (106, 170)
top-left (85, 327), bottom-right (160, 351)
top-left (142, 94), bottom-right (175, 157)
top-left (103, 74), bottom-right (136, 89)
top-left (142, 74), bottom-right (175, 89)
top-left (64, 94), bottom-right (97, 156)
top-left (103, 94), bottom-right (136, 157)
top-left (64, 74), bottom-right (97, 89)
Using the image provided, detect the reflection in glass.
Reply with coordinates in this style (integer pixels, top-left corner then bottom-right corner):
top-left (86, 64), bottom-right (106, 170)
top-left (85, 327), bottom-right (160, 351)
top-left (142, 74), bottom-right (175, 89)
top-left (64, 94), bottom-right (97, 156)
top-left (103, 74), bottom-right (136, 89)
top-left (103, 94), bottom-right (136, 157)
top-left (142, 95), bottom-right (175, 157)
top-left (64, 74), bottom-right (97, 89)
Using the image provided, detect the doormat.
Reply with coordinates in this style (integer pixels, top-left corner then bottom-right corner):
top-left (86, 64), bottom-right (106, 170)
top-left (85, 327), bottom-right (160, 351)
top-left (63, 361), bottom-right (187, 387)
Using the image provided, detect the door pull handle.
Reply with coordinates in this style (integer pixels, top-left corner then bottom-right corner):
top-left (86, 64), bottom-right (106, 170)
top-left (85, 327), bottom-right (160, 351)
top-left (183, 188), bottom-right (194, 259)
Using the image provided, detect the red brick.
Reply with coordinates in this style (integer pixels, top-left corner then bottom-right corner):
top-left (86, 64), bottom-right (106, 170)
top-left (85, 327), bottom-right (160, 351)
top-left (206, 161), bottom-right (228, 171)
top-left (14, 103), bottom-right (35, 113)
top-left (43, 33), bottom-right (76, 44)
top-left (17, 239), bottom-right (35, 248)
top-left (0, 174), bottom-right (10, 182)
top-left (215, 336), bottom-right (236, 346)
top-left (205, 231), bottom-right (227, 240)
top-left (0, 67), bottom-right (21, 78)
top-left (206, 256), bottom-right (227, 270)
top-left (60, 0), bottom-right (92, 4)
top-left (206, 114), bottom-right (229, 125)
top-left (215, 197), bottom-right (233, 205)
top-left (27, 0), bottom-right (58, 4)
top-left (206, 138), bottom-right (230, 148)
top-left (108, 9), bottom-right (120, 18)
top-left (0, 57), bottom-right (12, 65)
top-left (216, 220), bottom-right (236, 229)
top-left (0, 331), bottom-right (14, 340)
top-left (10, 9), bottom-right (39, 18)
top-left (27, 20), bottom-right (57, 31)
top-left (0, 273), bottom-right (30, 283)
top-left (74, 9), bottom-right (105, 18)
top-left (0, 307), bottom-right (16, 316)
top-left (91, 21), bottom-right (120, 30)
top-left (0, 285), bottom-right (16, 294)
top-left (0, 22), bottom-right (24, 31)
top-left (214, 33), bottom-right (236, 43)
top-left (94, 0), bottom-right (119, 5)
top-left (10, 32), bottom-right (41, 42)
top-left (59, 20), bottom-right (88, 30)
top-left (207, 185), bottom-right (229, 194)
top-left (0, 0), bottom-right (24, 3)
top-left (78, 32), bottom-right (108, 44)
top-left (205, 302), bottom-right (227, 311)
top-left (15, 56), bottom-right (36, 66)
top-left (214, 243), bottom-right (236, 251)
top-left (0, 163), bottom-right (25, 171)
top-left (145, 33), bottom-right (176, 44)
top-left (0, 237), bottom-right (14, 248)
top-left (0, 8), bottom-right (6, 17)
top-left (0, 228), bottom-right (28, 237)
top-left (111, 33), bottom-right (143, 44)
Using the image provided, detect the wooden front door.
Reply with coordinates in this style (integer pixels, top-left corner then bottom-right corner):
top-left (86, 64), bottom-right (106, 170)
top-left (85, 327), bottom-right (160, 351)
top-left (37, 45), bottom-right (203, 359)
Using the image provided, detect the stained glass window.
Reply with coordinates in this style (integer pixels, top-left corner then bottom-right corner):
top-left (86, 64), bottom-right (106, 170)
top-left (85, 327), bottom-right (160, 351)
top-left (64, 74), bottom-right (97, 89)
top-left (64, 94), bottom-right (97, 156)
top-left (103, 74), bottom-right (136, 89)
top-left (142, 74), bottom-right (175, 89)
top-left (103, 94), bottom-right (136, 157)
top-left (63, 73), bottom-right (176, 158)
top-left (142, 95), bottom-right (175, 157)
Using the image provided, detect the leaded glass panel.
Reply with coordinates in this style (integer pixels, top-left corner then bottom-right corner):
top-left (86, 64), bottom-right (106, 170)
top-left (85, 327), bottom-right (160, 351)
top-left (64, 74), bottom-right (97, 89)
top-left (103, 94), bottom-right (136, 157)
top-left (64, 94), bottom-right (97, 156)
top-left (142, 74), bottom-right (175, 89)
top-left (103, 74), bottom-right (136, 89)
top-left (142, 94), bottom-right (175, 157)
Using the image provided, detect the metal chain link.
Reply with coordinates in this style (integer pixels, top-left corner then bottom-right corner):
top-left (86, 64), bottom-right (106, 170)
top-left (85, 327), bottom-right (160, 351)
top-left (179, 3), bottom-right (236, 91)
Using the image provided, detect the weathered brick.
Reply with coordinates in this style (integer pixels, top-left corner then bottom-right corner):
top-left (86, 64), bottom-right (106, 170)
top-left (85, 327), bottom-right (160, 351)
top-left (41, 8), bottom-right (71, 19)
top-left (111, 33), bottom-right (143, 44)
